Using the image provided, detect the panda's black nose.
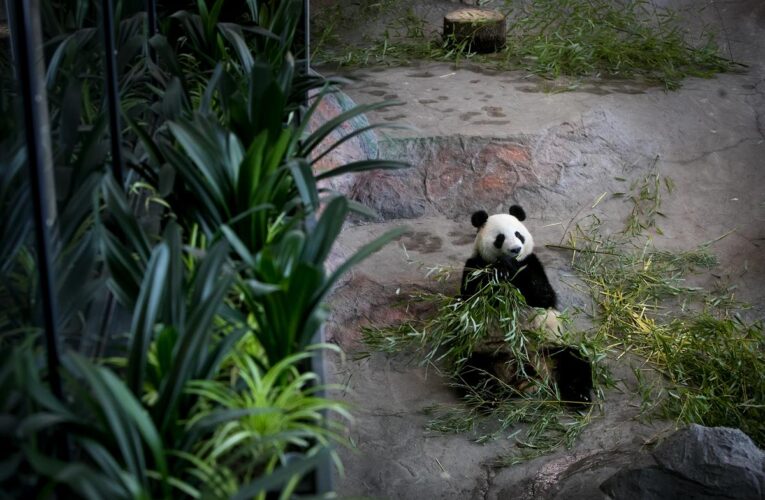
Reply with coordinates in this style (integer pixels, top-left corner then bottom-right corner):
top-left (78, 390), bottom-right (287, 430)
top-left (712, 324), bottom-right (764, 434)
top-left (509, 246), bottom-right (522, 255)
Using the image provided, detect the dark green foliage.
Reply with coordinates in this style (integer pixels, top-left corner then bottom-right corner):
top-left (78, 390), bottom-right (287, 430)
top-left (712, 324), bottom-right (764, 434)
top-left (1, 0), bottom-right (409, 496)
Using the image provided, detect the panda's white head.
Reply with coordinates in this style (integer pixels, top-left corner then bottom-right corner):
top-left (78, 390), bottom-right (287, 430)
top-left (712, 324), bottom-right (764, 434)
top-left (471, 205), bottom-right (534, 263)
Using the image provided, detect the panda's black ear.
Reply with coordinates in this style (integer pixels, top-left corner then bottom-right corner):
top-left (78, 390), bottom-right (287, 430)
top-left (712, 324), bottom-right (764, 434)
top-left (509, 205), bottom-right (526, 221)
top-left (471, 210), bottom-right (489, 228)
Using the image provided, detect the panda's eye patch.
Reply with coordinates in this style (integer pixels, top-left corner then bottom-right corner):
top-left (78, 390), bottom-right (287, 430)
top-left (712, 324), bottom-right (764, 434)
top-left (493, 233), bottom-right (506, 249)
top-left (515, 231), bottom-right (525, 244)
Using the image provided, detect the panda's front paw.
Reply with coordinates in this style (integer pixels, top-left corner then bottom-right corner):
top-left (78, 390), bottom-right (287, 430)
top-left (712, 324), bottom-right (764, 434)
top-left (497, 255), bottom-right (522, 273)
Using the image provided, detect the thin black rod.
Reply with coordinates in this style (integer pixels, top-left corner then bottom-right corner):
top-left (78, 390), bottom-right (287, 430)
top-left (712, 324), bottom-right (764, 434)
top-left (11, 0), bottom-right (64, 401)
top-left (101, 0), bottom-right (124, 185)
top-left (301, 0), bottom-right (310, 69)
top-left (146, 0), bottom-right (157, 36)
top-left (310, 326), bottom-right (334, 494)
top-left (146, 0), bottom-right (157, 63)
top-left (294, 0), bottom-right (311, 127)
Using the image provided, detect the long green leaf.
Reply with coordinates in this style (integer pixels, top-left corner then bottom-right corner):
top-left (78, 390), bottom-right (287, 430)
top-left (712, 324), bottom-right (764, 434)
top-left (221, 225), bottom-right (255, 267)
top-left (299, 100), bottom-right (402, 157)
top-left (127, 243), bottom-right (170, 396)
top-left (232, 448), bottom-right (329, 500)
top-left (315, 159), bottom-right (410, 181)
top-left (219, 23), bottom-right (254, 72)
top-left (91, 358), bottom-right (169, 494)
top-left (311, 123), bottom-right (409, 165)
top-left (200, 63), bottom-right (224, 115)
top-left (301, 196), bottom-right (347, 265)
top-left (318, 227), bottom-right (409, 304)
top-left (286, 159), bottom-right (319, 212)
top-left (168, 120), bottom-right (230, 207)
top-left (154, 242), bottom-right (232, 434)
top-left (64, 355), bottom-right (146, 490)
top-left (24, 445), bottom-right (131, 500)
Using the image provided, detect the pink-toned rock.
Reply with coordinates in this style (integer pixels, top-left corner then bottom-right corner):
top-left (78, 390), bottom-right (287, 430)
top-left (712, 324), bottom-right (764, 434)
top-left (346, 137), bottom-right (563, 220)
top-left (325, 274), bottom-right (440, 349)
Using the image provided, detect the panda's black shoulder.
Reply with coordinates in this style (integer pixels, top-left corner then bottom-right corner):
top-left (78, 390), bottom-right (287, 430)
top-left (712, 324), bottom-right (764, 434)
top-left (517, 253), bottom-right (546, 274)
top-left (513, 253), bottom-right (557, 309)
top-left (464, 255), bottom-right (490, 270)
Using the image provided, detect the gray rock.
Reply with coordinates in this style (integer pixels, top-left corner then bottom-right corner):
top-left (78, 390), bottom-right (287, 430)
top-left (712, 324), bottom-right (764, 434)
top-left (601, 425), bottom-right (765, 500)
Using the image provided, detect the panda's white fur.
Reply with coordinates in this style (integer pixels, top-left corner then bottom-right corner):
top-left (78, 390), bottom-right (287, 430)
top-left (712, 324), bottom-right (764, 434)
top-left (471, 213), bottom-right (560, 341)
top-left (474, 214), bottom-right (535, 263)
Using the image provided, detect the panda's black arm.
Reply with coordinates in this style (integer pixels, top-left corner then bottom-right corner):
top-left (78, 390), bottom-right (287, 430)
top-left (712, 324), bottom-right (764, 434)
top-left (513, 254), bottom-right (557, 309)
top-left (460, 256), bottom-right (489, 299)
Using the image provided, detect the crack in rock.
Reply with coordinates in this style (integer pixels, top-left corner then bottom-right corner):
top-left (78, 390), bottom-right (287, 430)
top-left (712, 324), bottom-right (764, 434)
top-left (664, 136), bottom-right (762, 165)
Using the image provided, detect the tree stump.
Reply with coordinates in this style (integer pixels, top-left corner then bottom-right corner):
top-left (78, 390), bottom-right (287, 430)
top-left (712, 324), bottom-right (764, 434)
top-left (443, 9), bottom-right (506, 54)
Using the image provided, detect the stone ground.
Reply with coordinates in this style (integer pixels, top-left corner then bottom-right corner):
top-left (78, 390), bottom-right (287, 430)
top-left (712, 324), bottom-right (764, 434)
top-left (312, 1), bottom-right (765, 498)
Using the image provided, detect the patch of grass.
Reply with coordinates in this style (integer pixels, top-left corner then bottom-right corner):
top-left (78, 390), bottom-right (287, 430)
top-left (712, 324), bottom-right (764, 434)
top-left (425, 393), bottom-right (596, 466)
top-left (311, 0), bottom-right (488, 67)
top-left (612, 158), bottom-right (673, 235)
top-left (504, 0), bottom-right (739, 89)
top-left (561, 220), bottom-right (765, 445)
top-left (313, 0), bottom-right (739, 89)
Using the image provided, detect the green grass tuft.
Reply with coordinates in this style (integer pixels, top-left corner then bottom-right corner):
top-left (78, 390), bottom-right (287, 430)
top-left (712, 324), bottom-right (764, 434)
top-left (562, 219), bottom-right (765, 445)
top-left (313, 0), bottom-right (740, 89)
top-left (505, 0), bottom-right (738, 89)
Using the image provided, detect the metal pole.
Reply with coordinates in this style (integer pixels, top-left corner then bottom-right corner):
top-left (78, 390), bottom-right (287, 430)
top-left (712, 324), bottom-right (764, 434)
top-left (146, 0), bottom-right (157, 63)
top-left (299, 2), bottom-right (331, 493)
top-left (311, 326), bottom-right (334, 494)
top-left (10, 0), bottom-right (64, 401)
top-left (301, 0), bottom-right (310, 69)
top-left (295, 0), bottom-right (311, 127)
top-left (101, 0), bottom-right (124, 185)
top-left (146, 0), bottom-right (156, 37)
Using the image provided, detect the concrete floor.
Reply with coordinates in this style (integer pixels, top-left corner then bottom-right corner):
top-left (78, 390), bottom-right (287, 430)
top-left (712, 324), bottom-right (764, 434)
top-left (315, 1), bottom-right (765, 498)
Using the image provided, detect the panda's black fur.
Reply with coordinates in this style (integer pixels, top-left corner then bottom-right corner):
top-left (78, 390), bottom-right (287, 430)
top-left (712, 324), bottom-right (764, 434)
top-left (458, 205), bottom-right (593, 407)
top-left (458, 347), bottom-right (594, 406)
top-left (461, 253), bottom-right (557, 308)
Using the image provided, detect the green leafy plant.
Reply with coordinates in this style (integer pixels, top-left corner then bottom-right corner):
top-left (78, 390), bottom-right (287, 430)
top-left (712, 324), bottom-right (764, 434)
top-left (228, 196), bottom-right (406, 365)
top-left (0, 209), bottom-right (331, 498)
top-left (2, 0), bottom-right (411, 496)
top-left (1, 343), bottom-right (171, 498)
top-left (186, 348), bottom-right (351, 490)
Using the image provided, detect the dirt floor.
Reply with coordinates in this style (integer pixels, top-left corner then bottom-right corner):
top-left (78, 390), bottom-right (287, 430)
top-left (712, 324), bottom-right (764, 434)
top-left (312, 0), bottom-right (765, 498)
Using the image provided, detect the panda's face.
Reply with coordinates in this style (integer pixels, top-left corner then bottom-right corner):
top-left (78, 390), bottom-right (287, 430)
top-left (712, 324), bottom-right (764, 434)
top-left (475, 213), bottom-right (534, 263)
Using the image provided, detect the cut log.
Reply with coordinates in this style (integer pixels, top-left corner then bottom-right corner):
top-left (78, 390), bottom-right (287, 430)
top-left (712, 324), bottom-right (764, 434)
top-left (443, 9), bottom-right (506, 54)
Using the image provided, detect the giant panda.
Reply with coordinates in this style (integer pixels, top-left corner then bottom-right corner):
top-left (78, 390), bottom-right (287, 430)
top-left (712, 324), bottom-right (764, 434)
top-left (458, 205), bottom-right (593, 406)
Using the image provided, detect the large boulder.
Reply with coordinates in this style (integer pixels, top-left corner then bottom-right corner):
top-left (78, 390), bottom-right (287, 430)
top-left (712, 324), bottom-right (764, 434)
top-left (601, 424), bottom-right (765, 500)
